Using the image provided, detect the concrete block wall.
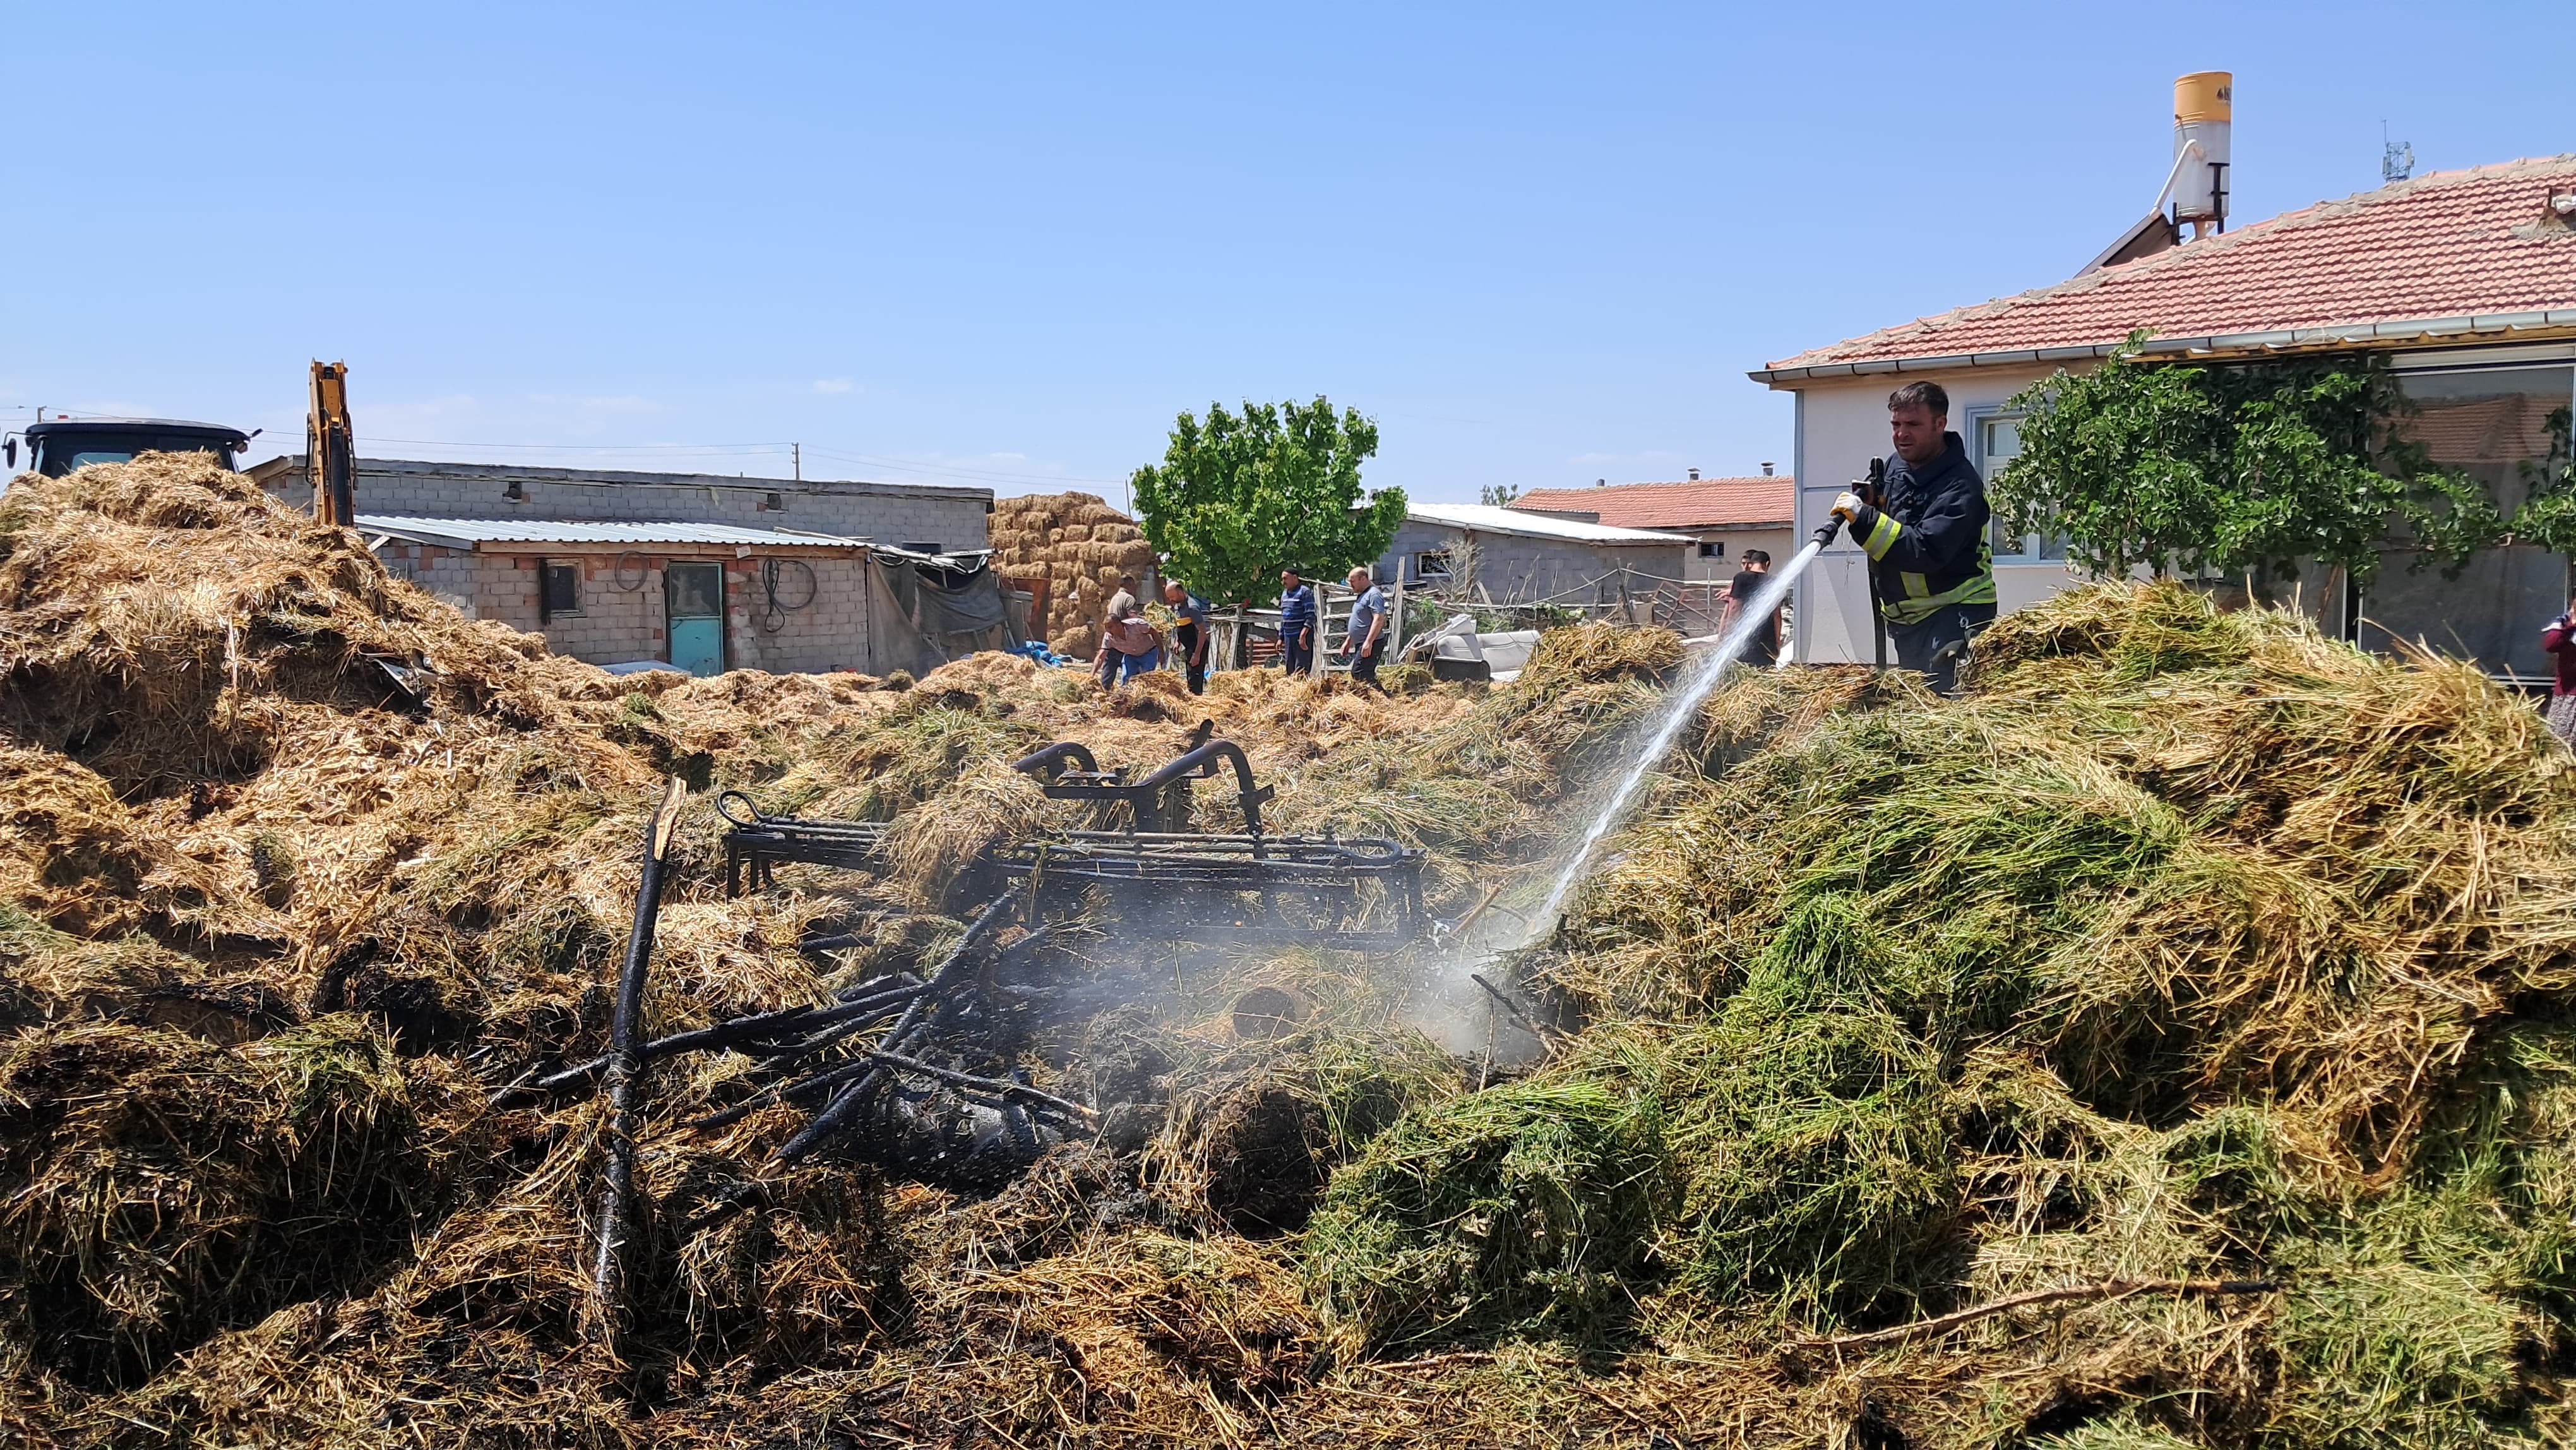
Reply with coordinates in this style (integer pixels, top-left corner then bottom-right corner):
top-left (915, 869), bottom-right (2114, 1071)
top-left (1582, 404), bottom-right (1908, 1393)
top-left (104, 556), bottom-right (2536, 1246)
top-left (259, 459), bottom-right (990, 552)
top-left (376, 542), bottom-right (479, 615)
top-left (385, 547), bottom-right (880, 674)
top-left (722, 556), bottom-right (880, 674)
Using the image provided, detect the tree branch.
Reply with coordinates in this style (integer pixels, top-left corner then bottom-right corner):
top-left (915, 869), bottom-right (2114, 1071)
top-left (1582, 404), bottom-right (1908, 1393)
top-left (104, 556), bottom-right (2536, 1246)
top-left (1783, 1276), bottom-right (2281, 1355)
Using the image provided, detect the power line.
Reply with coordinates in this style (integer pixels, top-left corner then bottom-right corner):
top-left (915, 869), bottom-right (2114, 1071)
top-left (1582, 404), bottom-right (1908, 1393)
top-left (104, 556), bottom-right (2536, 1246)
top-left (367, 436), bottom-right (792, 453)
top-left (797, 444), bottom-right (1123, 488)
top-left (7, 406), bottom-right (1123, 489)
top-left (359, 436), bottom-right (1119, 488)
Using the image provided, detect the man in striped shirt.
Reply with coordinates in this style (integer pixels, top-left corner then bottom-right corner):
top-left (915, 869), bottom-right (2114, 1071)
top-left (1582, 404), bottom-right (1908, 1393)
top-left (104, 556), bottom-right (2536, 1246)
top-left (1277, 566), bottom-right (1316, 676)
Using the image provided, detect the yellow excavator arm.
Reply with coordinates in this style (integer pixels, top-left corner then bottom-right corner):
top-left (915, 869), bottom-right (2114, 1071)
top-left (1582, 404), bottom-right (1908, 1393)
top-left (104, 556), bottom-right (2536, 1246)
top-left (307, 360), bottom-right (355, 526)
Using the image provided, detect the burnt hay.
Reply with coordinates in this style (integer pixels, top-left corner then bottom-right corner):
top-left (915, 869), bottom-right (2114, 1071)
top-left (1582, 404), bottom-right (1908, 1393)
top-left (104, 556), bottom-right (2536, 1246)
top-left (2, 456), bottom-right (2573, 1447)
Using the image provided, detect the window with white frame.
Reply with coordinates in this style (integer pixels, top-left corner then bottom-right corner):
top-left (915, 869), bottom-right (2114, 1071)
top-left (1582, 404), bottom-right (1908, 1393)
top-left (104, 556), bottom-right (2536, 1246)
top-left (1973, 408), bottom-right (2066, 561)
top-left (1411, 549), bottom-right (1452, 581)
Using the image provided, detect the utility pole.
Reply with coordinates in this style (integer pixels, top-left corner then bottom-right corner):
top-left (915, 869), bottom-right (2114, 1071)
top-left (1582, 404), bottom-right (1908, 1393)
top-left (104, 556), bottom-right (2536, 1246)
top-left (792, 443), bottom-right (801, 481)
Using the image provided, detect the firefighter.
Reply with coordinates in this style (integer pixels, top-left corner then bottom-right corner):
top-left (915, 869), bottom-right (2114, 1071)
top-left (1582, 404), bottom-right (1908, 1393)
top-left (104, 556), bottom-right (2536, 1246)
top-left (1830, 381), bottom-right (1998, 693)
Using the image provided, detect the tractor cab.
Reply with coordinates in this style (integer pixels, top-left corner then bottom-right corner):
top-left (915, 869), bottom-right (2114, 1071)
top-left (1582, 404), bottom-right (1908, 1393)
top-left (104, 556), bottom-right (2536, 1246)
top-left (8, 417), bottom-right (252, 477)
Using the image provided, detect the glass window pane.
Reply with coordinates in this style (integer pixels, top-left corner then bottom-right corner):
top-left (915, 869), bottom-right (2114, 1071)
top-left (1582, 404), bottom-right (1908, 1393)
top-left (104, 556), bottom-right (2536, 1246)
top-left (2369, 366), bottom-right (2576, 677)
top-left (1979, 414), bottom-right (2041, 558)
top-left (542, 563), bottom-right (580, 616)
top-left (667, 563), bottom-right (723, 617)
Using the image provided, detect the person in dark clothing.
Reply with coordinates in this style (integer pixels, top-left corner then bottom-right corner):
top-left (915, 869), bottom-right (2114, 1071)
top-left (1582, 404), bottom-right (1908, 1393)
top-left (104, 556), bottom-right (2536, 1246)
top-left (1277, 566), bottom-right (1317, 676)
top-left (1164, 579), bottom-right (1211, 694)
top-left (1720, 548), bottom-right (1780, 666)
top-left (1830, 381), bottom-right (1997, 694)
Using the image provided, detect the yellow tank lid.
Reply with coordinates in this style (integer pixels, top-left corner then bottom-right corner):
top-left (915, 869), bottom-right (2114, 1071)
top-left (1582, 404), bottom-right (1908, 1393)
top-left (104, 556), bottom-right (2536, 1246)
top-left (2174, 71), bottom-right (2233, 124)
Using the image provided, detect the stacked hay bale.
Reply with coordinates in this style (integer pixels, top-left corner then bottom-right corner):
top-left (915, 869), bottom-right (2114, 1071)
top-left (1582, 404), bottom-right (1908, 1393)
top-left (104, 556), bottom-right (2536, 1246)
top-left (987, 491), bottom-right (1156, 659)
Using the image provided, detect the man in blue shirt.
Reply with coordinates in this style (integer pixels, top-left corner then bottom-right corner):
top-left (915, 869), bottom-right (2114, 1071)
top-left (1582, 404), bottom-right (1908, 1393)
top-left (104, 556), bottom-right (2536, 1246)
top-left (1277, 566), bottom-right (1316, 676)
top-left (1162, 578), bottom-right (1211, 694)
top-left (1340, 566), bottom-right (1389, 690)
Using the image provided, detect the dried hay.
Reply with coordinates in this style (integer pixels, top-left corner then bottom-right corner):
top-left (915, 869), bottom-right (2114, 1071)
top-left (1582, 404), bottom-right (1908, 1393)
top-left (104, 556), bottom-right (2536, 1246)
top-left (1054, 622), bottom-right (1102, 658)
top-left (11, 464), bottom-right (2576, 1449)
top-left (879, 765), bottom-right (1066, 907)
top-left (987, 493), bottom-right (1155, 630)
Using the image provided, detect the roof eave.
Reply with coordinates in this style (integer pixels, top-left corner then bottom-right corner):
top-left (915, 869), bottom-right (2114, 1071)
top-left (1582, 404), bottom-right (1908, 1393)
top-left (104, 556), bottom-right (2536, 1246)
top-left (1411, 515), bottom-right (1696, 546)
top-left (1748, 308), bottom-right (2576, 386)
top-left (353, 515), bottom-right (870, 550)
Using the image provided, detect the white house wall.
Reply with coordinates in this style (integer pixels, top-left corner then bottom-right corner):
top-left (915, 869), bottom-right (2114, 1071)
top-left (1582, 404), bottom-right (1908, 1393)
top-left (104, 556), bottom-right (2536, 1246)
top-left (1682, 525), bottom-right (1798, 583)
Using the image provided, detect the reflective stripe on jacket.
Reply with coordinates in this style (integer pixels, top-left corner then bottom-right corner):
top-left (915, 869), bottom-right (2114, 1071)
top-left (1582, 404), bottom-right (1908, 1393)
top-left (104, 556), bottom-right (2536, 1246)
top-left (1868, 433), bottom-right (1996, 625)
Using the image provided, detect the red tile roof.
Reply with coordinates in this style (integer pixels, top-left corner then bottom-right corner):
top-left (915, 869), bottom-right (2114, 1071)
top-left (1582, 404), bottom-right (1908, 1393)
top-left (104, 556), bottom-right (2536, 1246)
top-left (1758, 155), bottom-right (2576, 380)
top-left (1510, 477), bottom-right (1792, 530)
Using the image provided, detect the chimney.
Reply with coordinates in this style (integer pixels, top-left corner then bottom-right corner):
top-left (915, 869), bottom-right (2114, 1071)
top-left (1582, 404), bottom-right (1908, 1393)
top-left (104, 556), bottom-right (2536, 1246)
top-left (1595, 478), bottom-right (1606, 487)
top-left (1688, 467), bottom-right (1700, 480)
top-left (1762, 461), bottom-right (1775, 476)
top-left (2169, 71), bottom-right (2232, 237)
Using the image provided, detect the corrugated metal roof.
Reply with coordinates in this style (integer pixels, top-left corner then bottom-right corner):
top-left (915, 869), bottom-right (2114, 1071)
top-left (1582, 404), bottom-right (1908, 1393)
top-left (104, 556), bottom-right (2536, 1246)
top-left (356, 515), bottom-right (864, 548)
top-left (1405, 503), bottom-right (1696, 545)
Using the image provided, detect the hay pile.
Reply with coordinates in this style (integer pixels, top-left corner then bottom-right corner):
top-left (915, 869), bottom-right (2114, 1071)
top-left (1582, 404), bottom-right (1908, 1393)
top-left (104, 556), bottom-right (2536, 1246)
top-left (8, 452), bottom-right (2575, 1449)
top-left (0, 454), bottom-right (1598, 1447)
top-left (987, 491), bottom-right (1157, 659)
top-left (1307, 585), bottom-right (2576, 1446)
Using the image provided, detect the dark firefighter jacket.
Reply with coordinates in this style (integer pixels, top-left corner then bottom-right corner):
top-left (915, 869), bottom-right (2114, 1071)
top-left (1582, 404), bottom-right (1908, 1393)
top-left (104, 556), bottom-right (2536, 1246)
top-left (1856, 431), bottom-right (1997, 624)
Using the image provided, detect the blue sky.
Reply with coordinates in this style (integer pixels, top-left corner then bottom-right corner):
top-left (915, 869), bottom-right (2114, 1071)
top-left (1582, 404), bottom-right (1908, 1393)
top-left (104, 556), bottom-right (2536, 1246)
top-left (7, 2), bottom-right (2565, 504)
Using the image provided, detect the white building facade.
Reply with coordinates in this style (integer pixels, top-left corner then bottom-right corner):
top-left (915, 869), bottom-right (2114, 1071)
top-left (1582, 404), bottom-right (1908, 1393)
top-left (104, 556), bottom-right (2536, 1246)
top-left (1755, 157), bottom-right (2576, 682)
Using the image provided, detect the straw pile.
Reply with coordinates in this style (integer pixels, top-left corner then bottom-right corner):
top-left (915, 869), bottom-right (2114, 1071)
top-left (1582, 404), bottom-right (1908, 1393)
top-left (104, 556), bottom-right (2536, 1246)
top-left (10, 453), bottom-right (2576, 1448)
top-left (987, 491), bottom-right (1157, 659)
top-left (1306, 584), bottom-right (2576, 1446)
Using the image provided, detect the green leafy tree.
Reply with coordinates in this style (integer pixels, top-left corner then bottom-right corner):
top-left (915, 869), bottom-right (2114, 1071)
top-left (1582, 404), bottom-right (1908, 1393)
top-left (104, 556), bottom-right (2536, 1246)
top-left (1992, 333), bottom-right (2501, 589)
top-left (1479, 484), bottom-right (1522, 506)
top-left (1130, 397), bottom-right (1407, 607)
top-left (2500, 405), bottom-right (2576, 596)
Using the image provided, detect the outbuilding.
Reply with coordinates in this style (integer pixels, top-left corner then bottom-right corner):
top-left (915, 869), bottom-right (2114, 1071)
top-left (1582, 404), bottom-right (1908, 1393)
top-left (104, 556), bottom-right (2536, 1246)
top-left (250, 456), bottom-right (991, 553)
top-left (1375, 503), bottom-right (1695, 609)
top-left (1508, 470), bottom-right (1794, 583)
top-left (251, 457), bottom-right (1014, 677)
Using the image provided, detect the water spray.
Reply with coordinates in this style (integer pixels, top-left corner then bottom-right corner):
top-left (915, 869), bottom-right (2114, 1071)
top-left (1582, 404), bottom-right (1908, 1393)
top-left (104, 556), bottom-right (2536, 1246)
top-left (1402, 513), bottom-right (1850, 1060)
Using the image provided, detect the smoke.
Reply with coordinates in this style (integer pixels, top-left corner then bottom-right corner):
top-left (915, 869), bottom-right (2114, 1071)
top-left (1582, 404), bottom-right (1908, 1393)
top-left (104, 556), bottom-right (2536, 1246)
top-left (1395, 945), bottom-right (1547, 1065)
top-left (1393, 544), bottom-right (1828, 1064)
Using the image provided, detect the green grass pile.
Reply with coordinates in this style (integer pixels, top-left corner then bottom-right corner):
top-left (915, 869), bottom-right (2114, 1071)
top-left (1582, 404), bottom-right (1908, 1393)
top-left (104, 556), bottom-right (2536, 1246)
top-left (1303, 583), bottom-right (2576, 1446)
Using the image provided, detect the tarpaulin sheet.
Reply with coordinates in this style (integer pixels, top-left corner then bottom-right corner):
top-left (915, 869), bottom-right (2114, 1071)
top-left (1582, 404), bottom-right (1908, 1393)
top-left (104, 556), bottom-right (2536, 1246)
top-left (866, 548), bottom-right (1027, 675)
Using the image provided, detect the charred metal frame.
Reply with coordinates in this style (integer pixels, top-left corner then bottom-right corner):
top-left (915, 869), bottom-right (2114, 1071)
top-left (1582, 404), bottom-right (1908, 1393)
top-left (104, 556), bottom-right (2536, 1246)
top-left (719, 790), bottom-right (890, 896)
top-left (1008, 734), bottom-right (1274, 837)
top-left (992, 827), bottom-right (1425, 947)
top-left (1003, 734), bottom-right (1422, 945)
top-left (719, 736), bottom-right (1427, 947)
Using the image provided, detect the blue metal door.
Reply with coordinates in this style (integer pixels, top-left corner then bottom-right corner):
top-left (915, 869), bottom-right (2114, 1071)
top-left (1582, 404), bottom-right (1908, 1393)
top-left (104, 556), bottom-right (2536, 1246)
top-left (665, 563), bottom-right (726, 676)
